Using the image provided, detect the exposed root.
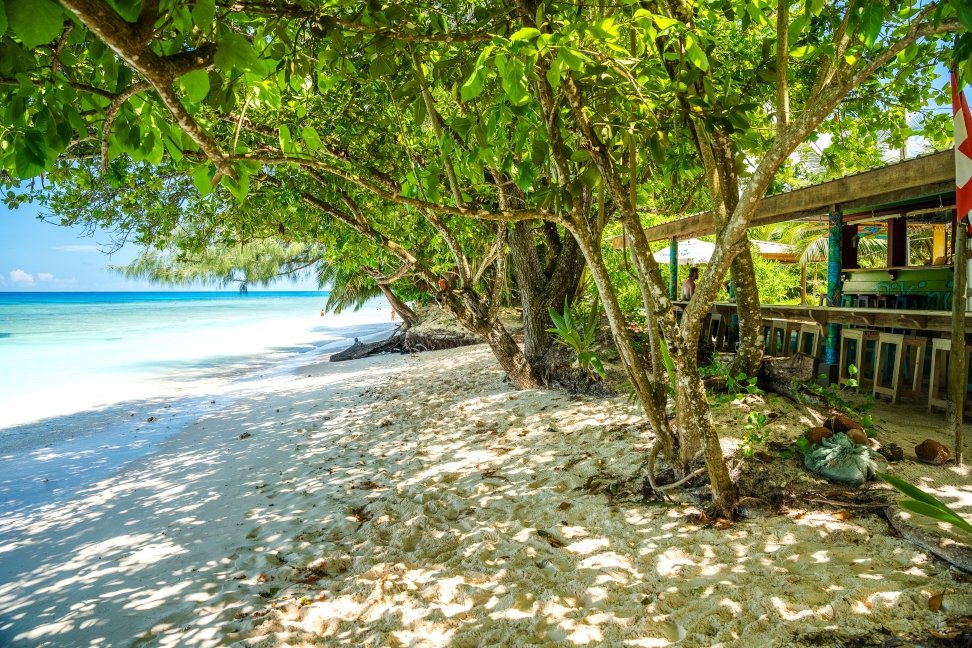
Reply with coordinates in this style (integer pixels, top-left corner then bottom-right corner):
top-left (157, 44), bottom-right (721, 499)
top-left (644, 441), bottom-right (668, 501)
top-left (655, 466), bottom-right (708, 492)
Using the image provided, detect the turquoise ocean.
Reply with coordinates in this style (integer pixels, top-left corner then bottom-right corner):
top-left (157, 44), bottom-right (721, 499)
top-left (0, 291), bottom-right (396, 514)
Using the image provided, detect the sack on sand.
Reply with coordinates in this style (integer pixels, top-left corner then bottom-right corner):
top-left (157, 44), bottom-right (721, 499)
top-left (804, 432), bottom-right (887, 486)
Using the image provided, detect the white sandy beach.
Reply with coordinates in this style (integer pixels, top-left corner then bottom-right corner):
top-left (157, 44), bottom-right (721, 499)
top-left (1, 344), bottom-right (971, 647)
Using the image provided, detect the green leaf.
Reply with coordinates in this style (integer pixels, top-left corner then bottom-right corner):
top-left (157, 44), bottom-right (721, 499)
top-left (193, 164), bottom-right (213, 197)
top-left (460, 66), bottom-right (485, 101)
top-left (789, 44), bottom-right (815, 60)
top-left (958, 2), bottom-right (972, 32)
top-left (857, 2), bottom-right (884, 48)
top-left (220, 168), bottom-right (250, 202)
top-left (546, 55), bottom-right (563, 89)
top-left (191, 0), bottom-right (216, 30)
top-left (876, 472), bottom-right (950, 509)
top-left (509, 27), bottom-right (541, 42)
top-left (684, 34), bottom-right (709, 71)
top-left (652, 15), bottom-right (680, 31)
top-left (6, 0), bottom-right (64, 48)
top-left (179, 69), bottom-right (210, 103)
top-left (214, 29), bottom-right (258, 72)
top-left (301, 125), bottom-right (322, 153)
top-left (105, 0), bottom-right (140, 22)
top-left (898, 500), bottom-right (972, 535)
top-left (557, 47), bottom-right (588, 72)
top-left (0, 1), bottom-right (7, 38)
top-left (278, 124), bottom-right (292, 153)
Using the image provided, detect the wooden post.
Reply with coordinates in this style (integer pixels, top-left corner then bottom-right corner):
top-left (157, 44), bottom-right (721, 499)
top-left (948, 222), bottom-right (967, 465)
top-left (824, 210), bottom-right (843, 366)
top-left (800, 263), bottom-right (808, 305)
top-left (669, 237), bottom-right (678, 300)
top-left (887, 216), bottom-right (908, 268)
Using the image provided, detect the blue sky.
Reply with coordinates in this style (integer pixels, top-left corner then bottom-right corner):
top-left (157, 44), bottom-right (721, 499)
top-left (0, 202), bottom-right (321, 292)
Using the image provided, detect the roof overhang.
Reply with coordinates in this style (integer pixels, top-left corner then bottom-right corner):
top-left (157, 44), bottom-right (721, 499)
top-left (610, 150), bottom-right (956, 248)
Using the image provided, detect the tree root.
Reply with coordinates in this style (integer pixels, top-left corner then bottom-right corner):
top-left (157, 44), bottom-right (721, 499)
top-left (644, 441), bottom-right (668, 501)
top-left (654, 466), bottom-right (708, 492)
top-left (644, 443), bottom-right (710, 497)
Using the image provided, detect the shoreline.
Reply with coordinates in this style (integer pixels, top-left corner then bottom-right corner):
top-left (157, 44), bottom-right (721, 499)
top-left (1, 345), bottom-right (970, 647)
top-left (0, 320), bottom-right (396, 516)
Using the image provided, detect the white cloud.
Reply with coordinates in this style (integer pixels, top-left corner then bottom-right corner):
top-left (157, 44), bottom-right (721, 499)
top-left (54, 244), bottom-right (99, 253)
top-left (10, 269), bottom-right (34, 286)
top-left (37, 272), bottom-right (55, 281)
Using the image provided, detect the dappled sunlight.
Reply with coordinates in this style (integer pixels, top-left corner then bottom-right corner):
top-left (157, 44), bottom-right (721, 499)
top-left (2, 345), bottom-right (970, 646)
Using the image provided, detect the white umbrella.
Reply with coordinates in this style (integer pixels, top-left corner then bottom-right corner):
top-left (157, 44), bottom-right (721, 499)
top-left (652, 238), bottom-right (797, 265)
top-left (652, 239), bottom-right (715, 265)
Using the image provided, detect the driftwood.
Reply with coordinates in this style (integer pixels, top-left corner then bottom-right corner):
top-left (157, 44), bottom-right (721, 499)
top-left (329, 333), bottom-right (405, 361)
top-left (885, 505), bottom-right (972, 573)
top-left (329, 329), bottom-right (481, 362)
top-left (757, 353), bottom-right (823, 402)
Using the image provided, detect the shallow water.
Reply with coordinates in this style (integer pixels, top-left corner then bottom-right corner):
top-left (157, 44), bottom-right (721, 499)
top-left (0, 291), bottom-right (396, 513)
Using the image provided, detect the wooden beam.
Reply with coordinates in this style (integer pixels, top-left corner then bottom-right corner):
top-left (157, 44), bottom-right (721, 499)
top-left (633, 151), bottom-right (955, 243)
top-left (887, 217), bottom-right (908, 267)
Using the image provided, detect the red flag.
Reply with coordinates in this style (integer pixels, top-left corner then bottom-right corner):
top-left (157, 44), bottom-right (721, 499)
top-left (954, 71), bottom-right (972, 228)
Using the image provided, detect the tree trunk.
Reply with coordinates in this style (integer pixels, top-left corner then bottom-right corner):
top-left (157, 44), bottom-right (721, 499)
top-left (729, 248), bottom-right (764, 377)
top-left (444, 290), bottom-right (541, 390)
top-left (507, 215), bottom-right (586, 367)
top-left (672, 338), bottom-right (738, 514)
top-left (376, 283), bottom-right (416, 327)
top-left (568, 225), bottom-right (680, 470)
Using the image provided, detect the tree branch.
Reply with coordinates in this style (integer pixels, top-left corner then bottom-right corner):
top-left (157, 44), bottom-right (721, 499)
top-left (101, 81), bottom-right (152, 171)
top-left (58, 0), bottom-right (234, 178)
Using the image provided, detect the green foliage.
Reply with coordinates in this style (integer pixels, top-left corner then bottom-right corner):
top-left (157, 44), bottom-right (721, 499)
top-left (877, 472), bottom-right (972, 537)
top-left (658, 338), bottom-right (677, 398)
top-left (741, 410), bottom-right (768, 457)
top-left (779, 435), bottom-right (812, 460)
top-left (547, 300), bottom-right (605, 379)
top-left (727, 372), bottom-right (762, 397)
top-left (750, 254), bottom-right (802, 305)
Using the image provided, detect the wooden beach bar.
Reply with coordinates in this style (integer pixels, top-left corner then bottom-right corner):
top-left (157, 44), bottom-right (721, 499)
top-left (627, 150), bottom-right (971, 414)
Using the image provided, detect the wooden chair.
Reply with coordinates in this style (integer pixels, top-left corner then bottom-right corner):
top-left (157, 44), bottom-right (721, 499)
top-left (838, 329), bottom-right (878, 389)
top-left (872, 333), bottom-right (925, 404)
top-left (768, 319), bottom-right (800, 356)
top-left (798, 323), bottom-right (823, 359)
top-left (927, 338), bottom-right (972, 412)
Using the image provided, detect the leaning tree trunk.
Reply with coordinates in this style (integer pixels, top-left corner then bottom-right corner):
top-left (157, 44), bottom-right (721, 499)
top-left (444, 290), bottom-right (541, 390)
top-left (376, 283), bottom-right (417, 327)
top-left (569, 225), bottom-right (680, 470)
top-left (729, 248), bottom-right (764, 377)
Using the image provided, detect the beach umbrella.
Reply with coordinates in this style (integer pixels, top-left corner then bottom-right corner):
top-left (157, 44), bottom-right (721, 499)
top-left (653, 238), bottom-right (797, 265)
top-left (652, 239), bottom-right (716, 265)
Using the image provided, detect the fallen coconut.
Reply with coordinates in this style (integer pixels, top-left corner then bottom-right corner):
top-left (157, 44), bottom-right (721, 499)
top-left (915, 439), bottom-right (950, 465)
top-left (807, 426), bottom-right (834, 445)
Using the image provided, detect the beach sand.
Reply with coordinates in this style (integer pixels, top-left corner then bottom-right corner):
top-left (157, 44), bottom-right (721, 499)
top-left (1, 345), bottom-right (970, 647)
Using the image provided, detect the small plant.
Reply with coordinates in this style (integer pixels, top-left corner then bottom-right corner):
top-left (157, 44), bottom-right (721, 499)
top-left (845, 363), bottom-right (859, 389)
top-left (877, 472), bottom-right (972, 537)
top-left (658, 339), bottom-right (678, 398)
top-left (548, 299), bottom-right (605, 379)
top-left (779, 435), bottom-right (812, 460)
top-left (741, 410), bottom-right (768, 457)
top-left (727, 371), bottom-right (762, 397)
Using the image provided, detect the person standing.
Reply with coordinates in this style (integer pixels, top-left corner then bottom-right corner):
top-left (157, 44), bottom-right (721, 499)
top-left (681, 266), bottom-right (699, 300)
